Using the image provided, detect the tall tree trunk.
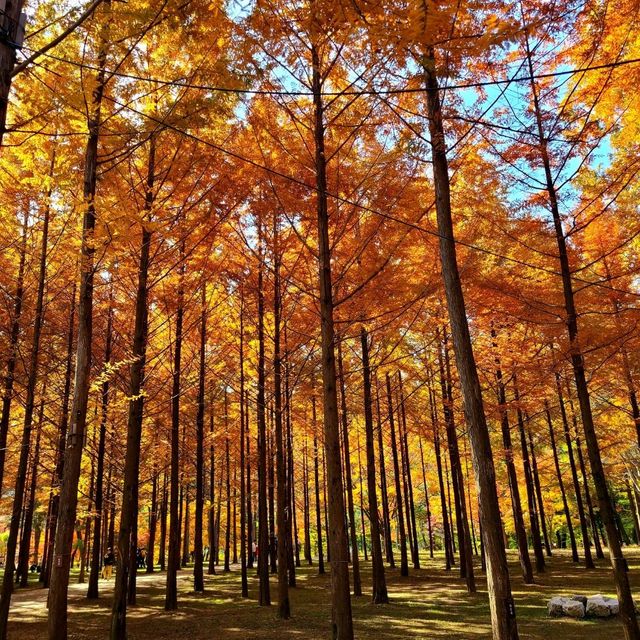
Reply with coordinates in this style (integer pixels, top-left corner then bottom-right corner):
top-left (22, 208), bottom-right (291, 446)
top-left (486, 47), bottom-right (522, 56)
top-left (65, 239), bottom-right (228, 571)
top-left (18, 389), bottom-right (45, 587)
top-left (398, 372), bottom-right (421, 571)
top-left (356, 426), bottom-right (368, 563)
top-left (46, 10), bottom-right (109, 635)
top-left (439, 335), bottom-right (474, 589)
top-left (311, 41), bottom-right (353, 639)
top-left (575, 431), bottom-right (604, 559)
top-left (312, 395), bottom-right (325, 575)
top-left (555, 373), bottom-right (594, 568)
top-left (159, 470), bottom-right (168, 572)
top-left (165, 239), bottom-right (185, 611)
top-left (284, 346), bottom-right (298, 579)
top-left (418, 435), bottom-right (434, 558)
top-left (492, 335), bottom-right (533, 585)
top-left (386, 374), bottom-right (408, 577)
top-left (268, 407), bottom-right (277, 574)
top-left (147, 456), bottom-right (158, 574)
top-left (527, 427), bottom-right (552, 557)
top-left (425, 48), bottom-right (519, 639)
top-left (246, 392), bottom-right (253, 570)
top-left (88, 286), bottom-right (114, 599)
top-left (208, 386), bottom-right (216, 575)
top-left (224, 396), bottom-right (231, 573)
top-left (257, 228), bottom-right (270, 605)
top-left (0, 152), bottom-right (51, 635)
top-left (111, 137), bottom-right (154, 634)
top-left (0, 209), bottom-right (28, 496)
top-left (337, 343), bottom-right (362, 595)
top-left (273, 233), bottom-right (290, 617)
top-left (303, 433), bottom-right (312, 565)
top-left (523, 26), bottom-right (638, 635)
top-left (513, 381), bottom-right (545, 573)
top-left (429, 371), bottom-right (453, 570)
top-left (239, 295), bottom-right (248, 597)
top-left (375, 379), bottom-right (393, 567)
top-left (43, 281), bottom-right (76, 589)
top-left (360, 328), bottom-right (388, 603)
top-left (545, 402), bottom-right (578, 561)
top-left (193, 282), bottom-right (207, 591)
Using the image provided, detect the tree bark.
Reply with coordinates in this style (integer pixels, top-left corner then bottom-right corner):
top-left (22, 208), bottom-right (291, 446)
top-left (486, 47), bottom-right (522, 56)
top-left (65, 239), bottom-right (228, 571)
top-left (165, 239), bottom-right (185, 611)
top-left (257, 226), bottom-right (270, 605)
top-left (386, 373), bottom-right (408, 577)
top-left (312, 394), bottom-right (325, 575)
top-left (425, 49), bottom-right (519, 639)
top-left (0, 146), bottom-right (48, 634)
top-left (88, 286), bottom-right (114, 599)
top-left (0, 209), bottom-right (28, 497)
top-left (337, 342), bottom-right (362, 595)
top-left (360, 328), bottom-right (388, 603)
top-left (194, 283), bottom-right (207, 592)
top-left (513, 381), bottom-right (544, 573)
top-left (0, 0), bottom-right (24, 145)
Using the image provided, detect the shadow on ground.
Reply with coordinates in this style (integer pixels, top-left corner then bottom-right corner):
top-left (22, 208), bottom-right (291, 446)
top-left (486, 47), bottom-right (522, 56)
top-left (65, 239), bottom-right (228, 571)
top-left (7, 549), bottom-right (639, 639)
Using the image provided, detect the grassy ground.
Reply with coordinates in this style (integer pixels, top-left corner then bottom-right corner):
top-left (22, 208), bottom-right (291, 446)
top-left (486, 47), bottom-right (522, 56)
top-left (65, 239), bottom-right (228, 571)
top-left (7, 549), bottom-right (640, 639)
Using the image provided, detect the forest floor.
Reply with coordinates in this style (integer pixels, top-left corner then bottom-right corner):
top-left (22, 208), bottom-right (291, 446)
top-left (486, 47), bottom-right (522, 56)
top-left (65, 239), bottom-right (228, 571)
top-left (6, 548), bottom-right (640, 639)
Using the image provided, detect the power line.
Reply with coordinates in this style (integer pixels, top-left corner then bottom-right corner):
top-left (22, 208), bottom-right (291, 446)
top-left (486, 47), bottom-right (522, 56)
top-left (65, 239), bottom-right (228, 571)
top-left (98, 91), bottom-right (640, 302)
top-left (18, 46), bottom-right (640, 97)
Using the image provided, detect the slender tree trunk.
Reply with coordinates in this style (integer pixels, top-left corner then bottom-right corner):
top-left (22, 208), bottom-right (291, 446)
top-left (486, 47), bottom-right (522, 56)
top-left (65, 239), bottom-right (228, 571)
top-left (430, 372), bottom-right (453, 570)
top-left (492, 335), bottom-right (533, 585)
top-left (246, 393), bottom-right (253, 570)
top-left (147, 457), bottom-right (158, 574)
top-left (386, 374), bottom-right (408, 577)
top-left (303, 434), bottom-right (312, 565)
top-left (224, 399), bottom-right (231, 573)
top-left (356, 426), bottom-right (368, 563)
top-left (88, 288), bottom-right (114, 599)
top-left (194, 284), bottom-right (207, 592)
top-left (208, 387), bottom-right (216, 575)
top-left (575, 431), bottom-right (604, 559)
top-left (46, 10), bottom-right (110, 635)
top-left (439, 336), bottom-right (474, 589)
top-left (523, 25), bottom-right (638, 634)
top-left (425, 49), bottom-right (519, 639)
top-left (545, 402), bottom-right (578, 561)
top-left (0, 209), bottom-right (28, 497)
top-left (513, 381), bottom-right (544, 573)
top-left (527, 427), bottom-right (552, 557)
top-left (239, 295), bottom-right (248, 597)
top-left (0, 153), bottom-right (51, 634)
top-left (268, 408), bottom-right (277, 575)
top-left (165, 239), bottom-right (185, 611)
top-left (555, 373), bottom-right (594, 568)
top-left (159, 470), bottom-right (168, 572)
top-left (273, 237), bottom-right (290, 617)
top-left (257, 229), bottom-right (270, 605)
top-left (360, 328), bottom-right (388, 603)
top-left (111, 138), bottom-right (155, 634)
top-left (43, 281), bottom-right (76, 589)
top-left (375, 379), bottom-right (393, 567)
top-left (337, 343), bottom-right (362, 595)
top-left (398, 372), bottom-right (421, 571)
top-left (18, 390), bottom-right (45, 587)
top-left (418, 435), bottom-right (434, 558)
top-left (312, 395), bottom-right (325, 575)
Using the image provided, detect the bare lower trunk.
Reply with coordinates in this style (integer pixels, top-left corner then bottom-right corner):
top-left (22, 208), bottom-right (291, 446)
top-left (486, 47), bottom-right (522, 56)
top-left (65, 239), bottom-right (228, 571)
top-left (360, 328), bottom-right (388, 603)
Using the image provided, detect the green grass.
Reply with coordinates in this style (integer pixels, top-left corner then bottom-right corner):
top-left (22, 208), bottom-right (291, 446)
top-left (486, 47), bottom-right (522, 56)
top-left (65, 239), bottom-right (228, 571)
top-left (7, 549), bottom-right (639, 639)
